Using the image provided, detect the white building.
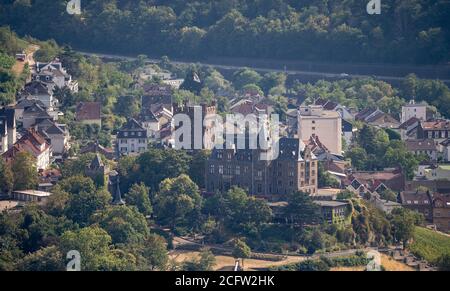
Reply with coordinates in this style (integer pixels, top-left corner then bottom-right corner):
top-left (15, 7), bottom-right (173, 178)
top-left (35, 59), bottom-right (78, 92)
top-left (401, 100), bottom-right (429, 123)
top-left (298, 105), bottom-right (342, 155)
top-left (117, 119), bottom-right (148, 156)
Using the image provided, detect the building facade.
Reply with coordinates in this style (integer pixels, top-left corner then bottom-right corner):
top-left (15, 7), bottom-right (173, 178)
top-left (298, 105), bottom-right (342, 155)
top-left (116, 118), bottom-right (148, 156)
top-left (206, 137), bottom-right (318, 200)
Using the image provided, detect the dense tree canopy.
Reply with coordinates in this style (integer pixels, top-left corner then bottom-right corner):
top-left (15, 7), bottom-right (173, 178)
top-left (1, 1), bottom-right (449, 65)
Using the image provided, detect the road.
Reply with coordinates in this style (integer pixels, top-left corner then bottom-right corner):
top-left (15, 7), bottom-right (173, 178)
top-left (78, 50), bottom-right (450, 85)
top-left (11, 45), bottom-right (39, 77)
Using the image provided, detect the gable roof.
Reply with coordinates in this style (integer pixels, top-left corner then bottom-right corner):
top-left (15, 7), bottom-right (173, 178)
top-left (2, 129), bottom-right (50, 159)
top-left (399, 117), bottom-right (420, 130)
top-left (23, 81), bottom-right (53, 96)
top-left (76, 102), bottom-right (101, 121)
top-left (405, 139), bottom-right (438, 151)
top-left (421, 120), bottom-right (450, 131)
top-left (117, 119), bottom-right (147, 138)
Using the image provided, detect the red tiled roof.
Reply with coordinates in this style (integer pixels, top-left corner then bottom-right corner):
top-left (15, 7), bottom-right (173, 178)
top-left (76, 102), bottom-right (101, 121)
top-left (421, 120), bottom-right (450, 130)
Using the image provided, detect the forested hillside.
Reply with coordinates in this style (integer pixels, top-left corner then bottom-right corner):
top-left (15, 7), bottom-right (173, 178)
top-left (0, 0), bottom-right (449, 65)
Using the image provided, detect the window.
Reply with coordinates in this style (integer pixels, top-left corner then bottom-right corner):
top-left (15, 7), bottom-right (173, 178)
top-left (124, 132), bottom-right (128, 137)
top-left (236, 166), bottom-right (240, 175)
top-left (257, 171), bottom-right (263, 177)
top-left (218, 165), bottom-right (224, 174)
top-left (210, 165), bottom-right (215, 174)
top-left (120, 139), bottom-right (127, 144)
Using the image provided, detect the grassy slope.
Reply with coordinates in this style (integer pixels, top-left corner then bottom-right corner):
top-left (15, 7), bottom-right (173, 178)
top-left (410, 227), bottom-right (450, 263)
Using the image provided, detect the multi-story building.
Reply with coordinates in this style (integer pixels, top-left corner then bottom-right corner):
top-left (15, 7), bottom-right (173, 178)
top-left (298, 105), bottom-right (342, 155)
top-left (405, 139), bottom-right (439, 161)
top-left (116, 118), bottom-right (148, 156)
top-left (35, 59), bottom-right (78, 92)
top-left (206, 137), bottom-right (318, 200)
top-left (432, 193), bottom-right (450, 233)
top-left (1, 128), bottom-right (52, 170)
top-left (401, 100), bottom-right (432, 123)
top-left (418, 120), bottom-right (450, 142)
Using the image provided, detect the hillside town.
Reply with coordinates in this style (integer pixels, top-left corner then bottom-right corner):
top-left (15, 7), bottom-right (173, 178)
top-left (1, 1), bottom-right (450, 272)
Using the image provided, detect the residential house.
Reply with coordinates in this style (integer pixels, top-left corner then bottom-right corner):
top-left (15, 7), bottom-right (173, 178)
top-left (405, 139), bottom-right (438, 161)
top-left (139, 107), bottom-right (161, 140)
top-left (401, 100), bottom-right (433, 123)
top-left (141, 84), bottom-right (173, 113)
top-left (400, 190), bottom-right (434, 221)
top-left (398, 117), bottom-right (420, 140)
top-left (0, 107), bottom-right (16, 153)
top-left (314, 98), bottom-right (354, 120)
top-left (2, 129), bottom-right (52, 170)
top-left (298, 105), bottom-right (342, 155)
top-left (76, 102), bottom-right (102, 126)
top-left (36, 121), bottom-right (70, 155)
top-left (346, 168), bottom-right (406, 197)
top-left (116, 118), bottom-right (148, 156)
top-left (400, 190), bottom-right (450, 233)
top-left (20, 101), bottom-right (53, 129)
top-left (432, 193), bottom-right (450, 233)
top-left (35, 59), bottom-right (78, 92)
top-left (21, 81), bottom-right (56, 110)
top-left (206, 137), bottom-right (319, 200)
top-left (314, 200), bottom-right (350, 225)
top-left (417, 120), bottom-right (450, 142)
top-left (355, 108), bottom-right (400, 129)
top-left (79, 141), bottom-right (115, 160)
top-left (406, 179), bottom-right (450, 194)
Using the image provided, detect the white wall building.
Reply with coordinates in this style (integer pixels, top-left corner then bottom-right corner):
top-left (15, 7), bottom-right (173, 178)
top-left (298, 105), bottom-right (342, 155)
top-left (401, 100), bottom-right (429, 123)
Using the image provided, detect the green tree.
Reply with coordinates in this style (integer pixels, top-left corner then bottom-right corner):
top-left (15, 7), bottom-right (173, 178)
top-left (390, 208), bottom-right (418, 247)
top-left (16, 246), bottom-right (64, 271)
top-left (11, 152), bottom-right (38, 190)
top-left (155, 174), bottom-right (202, 229)
top-left (92, 206), bottom-right (149, 245)
top-left (60, 226), bottom-right (137, 271)
top-left (125, 183), bottom-right (153, 216)
top-left (283, 191), bottom-right (321, 227)
top-left (232, 68), bottom-right (262, 90)
top-left (139, 233), bottom-right (169, 271)
top-left (318, 162), bottom-right (340, 188)
top-left (0, 159), bottom-right (13, 194)
top-left (232, 239), bottom-right (251, 268)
